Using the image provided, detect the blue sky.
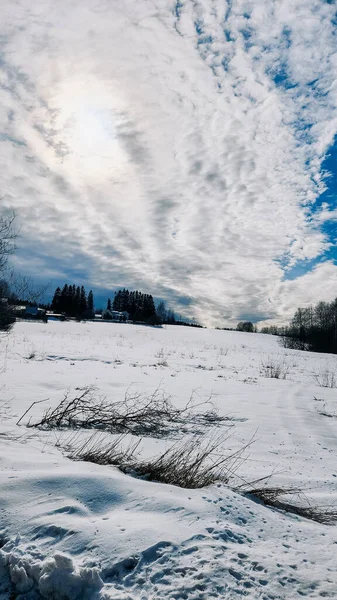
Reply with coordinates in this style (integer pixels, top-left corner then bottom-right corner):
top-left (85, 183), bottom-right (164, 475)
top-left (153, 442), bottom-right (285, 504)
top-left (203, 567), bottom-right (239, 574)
top-left (1, 0), bottom-right (337, 326)
top-left (284, 139), bottom-right (337, 281)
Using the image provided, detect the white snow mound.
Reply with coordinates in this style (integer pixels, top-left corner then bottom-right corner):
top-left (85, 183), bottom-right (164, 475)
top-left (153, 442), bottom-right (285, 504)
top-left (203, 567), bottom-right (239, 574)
top-left (0, 539), bottom-right (103, 600)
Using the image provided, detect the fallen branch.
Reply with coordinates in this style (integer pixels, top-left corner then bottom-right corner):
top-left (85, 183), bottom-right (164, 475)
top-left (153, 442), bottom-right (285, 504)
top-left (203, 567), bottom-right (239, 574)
top-left (22, 386), bottom-right (230, 439)
top-left (16, 398), bottom-right (49, 426)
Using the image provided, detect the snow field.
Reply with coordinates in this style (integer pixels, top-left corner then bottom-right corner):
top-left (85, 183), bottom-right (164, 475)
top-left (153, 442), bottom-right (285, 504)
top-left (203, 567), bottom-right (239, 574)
top-left (0, 321), bottom-right (337, 599)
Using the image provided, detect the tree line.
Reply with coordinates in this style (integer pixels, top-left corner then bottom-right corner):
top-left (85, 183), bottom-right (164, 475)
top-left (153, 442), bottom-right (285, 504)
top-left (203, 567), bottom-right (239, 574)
top-left (48, 285), bottom-right (181, 325)
top-left (105, 290), bottom-right (182, 325)
top-left (0, 212), bottom-right (197, 330)
top-left (51, 284), bottom-right (94, 318)
top-left (259, 298), bottom-right (337, 354)
top-left (108, 289), bottom-right (156, 322)
top-left (281, 299), bottom-right (337, 354)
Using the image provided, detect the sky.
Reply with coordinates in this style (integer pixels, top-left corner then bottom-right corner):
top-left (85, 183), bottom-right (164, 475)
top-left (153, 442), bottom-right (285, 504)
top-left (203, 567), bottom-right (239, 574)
top-left (1, 0), bottom-right (337, 327)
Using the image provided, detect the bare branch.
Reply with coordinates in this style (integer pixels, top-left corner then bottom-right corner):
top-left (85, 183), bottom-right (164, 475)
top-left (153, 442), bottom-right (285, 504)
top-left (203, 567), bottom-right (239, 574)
top-left (25, 386), bottom-right (232, 438)
top-left (16, 398), bottom-right (49, 426)
top-left (0, 211), bottom-right (17, 273)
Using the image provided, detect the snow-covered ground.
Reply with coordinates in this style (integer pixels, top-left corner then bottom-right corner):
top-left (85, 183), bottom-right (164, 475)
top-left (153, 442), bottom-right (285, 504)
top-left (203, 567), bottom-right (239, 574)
top-left (0, 321), bottom-right (336, 599)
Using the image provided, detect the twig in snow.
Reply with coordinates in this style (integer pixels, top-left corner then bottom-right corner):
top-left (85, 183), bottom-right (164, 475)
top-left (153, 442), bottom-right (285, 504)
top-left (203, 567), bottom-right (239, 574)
top-left (16, 398), bottom-right (49, 426)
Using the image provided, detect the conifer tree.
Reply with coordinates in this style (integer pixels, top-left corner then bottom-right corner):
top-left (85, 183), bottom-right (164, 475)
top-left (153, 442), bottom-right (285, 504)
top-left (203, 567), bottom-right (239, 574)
top-left (71, 285), bottom-right (77, 316)
top-left (113, 289), bottom-right (157, 322)
top-left (75, 286), bottom-right (81, 315)
top-left (60, 284), bottom-right (69, 314)
top-left (87, 290), bottom-right (94, 316)
top-left (112, 291), bottom-right (120, 311)
top-left (51, 287), bottom-right (62, 312)
top-left (80, 286), bottom-right (87, 315)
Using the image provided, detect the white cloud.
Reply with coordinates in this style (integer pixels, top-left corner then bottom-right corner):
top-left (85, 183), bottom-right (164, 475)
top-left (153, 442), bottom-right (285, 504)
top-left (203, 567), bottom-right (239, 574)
top-left (264, 261), bottom-right (337, 327)
top-left (1, 0), bottom-right (337, 325)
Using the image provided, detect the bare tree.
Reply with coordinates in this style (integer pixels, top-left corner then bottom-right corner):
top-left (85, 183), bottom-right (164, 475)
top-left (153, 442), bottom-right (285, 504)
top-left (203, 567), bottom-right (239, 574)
top-left (6, 271), bottom-right (50, 305)
top-left (0, 212), bottom-right (17, 331)
top-left (0, 210), bottom-right (51, 328)
top-left (0, 212), bottom-right (16, 274)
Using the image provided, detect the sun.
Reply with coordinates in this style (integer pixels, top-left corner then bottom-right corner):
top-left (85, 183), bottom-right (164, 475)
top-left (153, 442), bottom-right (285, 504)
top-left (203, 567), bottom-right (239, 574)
top-left (49, 78), bottom-right (129, 178)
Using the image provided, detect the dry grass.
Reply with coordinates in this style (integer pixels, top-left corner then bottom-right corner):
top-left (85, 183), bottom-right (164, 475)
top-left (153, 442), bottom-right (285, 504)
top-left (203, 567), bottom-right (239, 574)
top-left (316, 403), bottom-right (336, 419)
top-left (260, 356), bottom-right (290, 379)
top-left (68, 432), bottom-right (249, 489)
top-left (67, 432), bottom-right (140, 467)
top-left (65, 430), bottom-right (337, 522)
top-left (240, 485), bottom-right (337, 525)
top-left (127, 434), bottom-right (247, 488)
top-left (155, 359), bottom-right (169, 367)
top-left (313, 367), bottom-right (336, 389)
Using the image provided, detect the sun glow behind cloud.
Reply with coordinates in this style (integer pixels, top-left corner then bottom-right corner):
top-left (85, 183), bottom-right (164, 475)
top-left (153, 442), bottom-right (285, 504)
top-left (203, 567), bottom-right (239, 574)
top-left (49, 79), bottom-right (129, 178)
top-left (1, 0), bottom-right (337, 326)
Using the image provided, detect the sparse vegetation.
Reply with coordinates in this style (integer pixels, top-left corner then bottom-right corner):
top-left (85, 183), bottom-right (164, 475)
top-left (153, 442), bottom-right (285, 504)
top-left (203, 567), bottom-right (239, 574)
top-left (240, 485), bottom-right (337, 525)
top-left (69, 432), bottom-right (248, 489)
top-left (313, 367), bottom-right (336, 388)
top-left (23, 386), bottom-right (231, 438)
top-left (67, 432), bottom-right (141, 467)
top-left (260, 356), bottom-right (290, 379)
top-left (156, 359), bottom-right (169, 367)
top-left (316, 403), bottom-right (336, 419)
top-left (127, 434), bottom-right (245, 488)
